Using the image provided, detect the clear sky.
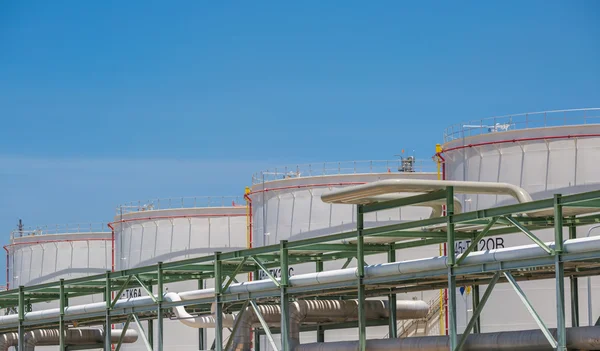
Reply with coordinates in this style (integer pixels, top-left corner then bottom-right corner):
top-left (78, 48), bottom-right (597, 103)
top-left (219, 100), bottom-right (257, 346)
top-left (0, 1), bottom-right (599, 276)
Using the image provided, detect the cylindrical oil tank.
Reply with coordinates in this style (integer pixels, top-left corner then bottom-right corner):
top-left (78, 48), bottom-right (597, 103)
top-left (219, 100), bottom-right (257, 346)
top-left (249, 159), bottom-right (445, 348)
top-left (442, 108), bottom-right (600, 333)
top-left (113, 196), bottom-right (247, 351)
top-left (5, 223), bottom-right (111, 350)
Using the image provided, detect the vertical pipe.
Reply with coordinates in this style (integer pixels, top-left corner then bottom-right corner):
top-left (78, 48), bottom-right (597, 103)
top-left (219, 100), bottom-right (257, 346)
top-left (157, 262), bottom-right (164, 351)
top-left (387, 245), bottom-right (398, 338)
top-left (280, 240), bottom-right (290, 351)
top-left (254, 267), bottom-right (261, 351)
top-left (198, 278), bottom-right (205, 350)
top-left (446, 186), bottom-right (458, 350)
top-left (59, 279), bottom-right (65, 351)
top-left (356, 205), bottom-right (366, 351)
top-left (569, 224), bottom-right (579, 327)
top-left (214, 252), bottom-right (223, 351)
top-left (554, 194), bottom-right (566, 350)
top-left (104, 272), bottom-right (111, 351)
top-left (18, 285), bottom-right (24, 351)
top-left (315, 260), bottom-right (325, 343)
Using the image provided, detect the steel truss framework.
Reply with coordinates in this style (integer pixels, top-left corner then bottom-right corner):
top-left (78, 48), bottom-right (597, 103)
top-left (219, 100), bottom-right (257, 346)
top-left (3, 188), bottom-right (600, 351)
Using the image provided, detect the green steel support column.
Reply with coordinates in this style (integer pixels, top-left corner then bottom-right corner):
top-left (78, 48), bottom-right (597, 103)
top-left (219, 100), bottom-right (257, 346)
top-left (356, 205), bottom-right (367, 351)
top-left (554, 195), bottom-right (566, 351)
top-left (147, 281), bottom-right (154, 348)
top-left (198, 278), bottom-right (205, 350)
top-left (214, 252), bottom-right (223, 351)
top-left (387, 245), bottom-right (397, 339)
top-left (254, 268), bottom-right (261, 351)
top-left (446, 187), bottom-right (458, 351)
top-left (280, 240), bottom-right (291, 351)
top-left (104, 271), bottom-right (112, 351)
top-left (315, 260), bottom-right (325, 343)
top-left (18, 285), bottom-right (24, 351)
top-left (471, 233), bottom-right (481, 334)
top-left (59, 279), bottom-right (66, 351)
top-left (569, 223), bottom-right (580, 327)
top-left (157, 262), bottom-right (164, 351)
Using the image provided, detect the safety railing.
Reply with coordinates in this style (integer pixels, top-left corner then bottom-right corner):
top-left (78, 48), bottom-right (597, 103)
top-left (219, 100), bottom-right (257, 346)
top-left (444, 108), bottom-right (600, 142)
top-left (251, 159), bottom-right (436, 184)
top-left (10, 223), bottom-right (108, 239)
top-left (116, 196), bottom-right (244, 215)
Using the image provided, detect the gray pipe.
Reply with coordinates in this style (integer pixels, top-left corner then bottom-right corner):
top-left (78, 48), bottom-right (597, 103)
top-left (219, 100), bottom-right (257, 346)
top-left (0, 328), bottom-right (138, 351)
top-left (295, 326), bottom-right (600, 351)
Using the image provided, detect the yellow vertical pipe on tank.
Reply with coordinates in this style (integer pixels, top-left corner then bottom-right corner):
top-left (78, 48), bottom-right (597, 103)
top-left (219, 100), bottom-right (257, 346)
top-left (245, 186), bottom-right (252, 281)
top-left (436, 143), bottom-right (445, 335)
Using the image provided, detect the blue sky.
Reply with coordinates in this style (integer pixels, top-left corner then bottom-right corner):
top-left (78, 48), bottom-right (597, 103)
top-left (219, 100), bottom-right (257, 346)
top-left (0, 1), bottom-right (599, 274)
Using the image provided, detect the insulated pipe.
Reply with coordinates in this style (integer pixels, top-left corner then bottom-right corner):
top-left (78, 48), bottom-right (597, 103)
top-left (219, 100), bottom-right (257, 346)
top-left (2, 236), bottom-right (600, 327)
top-left (225, 299), bottom-right (430, 351)
top-left (294, 326), bottom-right (600, 351)
top-left (0, 328), bottom-right (138, 351)
top-left (320, 179), bottom-right (532, 205)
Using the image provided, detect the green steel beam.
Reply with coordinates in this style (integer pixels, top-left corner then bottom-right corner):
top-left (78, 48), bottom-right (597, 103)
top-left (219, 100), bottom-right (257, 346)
top-left (114, 315), bottom-right (132, 351)
top-left (133, 275), bottom-right (157, 303)
top-left (446, 186), bottom-right (458, 351)
top-left (250, 256), bottom-right (280, 288)
top-left (59, 279), bottom-right (66, 351)
top-left (132, 314), bottom-right (154, 351)
top-left (554, 194), bottom-right (567, 351)
top-left (341, 257), bottom-right (354, 269)
top-left (504, 271), bottom-right (558, 349)
top-left (280, 240), bottom-right (291, 351)
top-left (456, 217), bottom-right (498, 266)
top-left (157, 262), bottom-right (164, 351)
top-left (387, 245), bottom-right (397, 339)
top-left (504, 216), bottom-right (554, 254)
top-left (250, 300), bottom-right (279, 351)
top-left (455, 272), bottom-right (500, 351)
top-left (222, 257), bottom-right (249, 292)
top-left (296, 243), bottom-right (388, 252)
top-left (362, 190), bottom-right (447, 213)
top-left (111, 275), bottom-right (133, 308)
top-left (357, 205), bottom-right (366, 351)
top-left (214, 253), bottom-right (223, 351)
top-left (223, 300), bottom-right (249, 351)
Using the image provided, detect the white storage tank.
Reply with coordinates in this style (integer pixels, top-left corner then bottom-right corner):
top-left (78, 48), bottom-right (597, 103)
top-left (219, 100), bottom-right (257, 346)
top-left (5, 223), bottom-right (112, 350)
top-left (442, 108), bottom-right (600, 332)
top-left (249, 159), bottom-right (444, 348)
top-left (6, 223), bottom-right (111, 291)
top-left (113, 196), bottom-right (247, 351)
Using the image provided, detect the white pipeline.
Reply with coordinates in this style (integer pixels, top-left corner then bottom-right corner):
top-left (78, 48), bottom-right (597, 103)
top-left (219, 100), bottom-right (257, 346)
top-left (320, 179), bottom-right (533, 205)
top-left (1, 236), bottom-right (599, 330)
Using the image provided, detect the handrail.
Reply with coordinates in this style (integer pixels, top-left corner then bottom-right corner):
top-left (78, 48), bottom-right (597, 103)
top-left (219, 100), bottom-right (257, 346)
top-left (116, 196), bottom-right (244, 215)
top-left (444, 108), bottom-right (600, 142)
top-left (252, 159), bottom-right (437, 184)
top-left (10, 223), bottom-right (108, 239)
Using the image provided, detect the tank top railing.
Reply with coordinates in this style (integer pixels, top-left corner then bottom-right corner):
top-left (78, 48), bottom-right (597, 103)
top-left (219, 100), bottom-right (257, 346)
top-left (10, 223), bottom-right (108, 239)
top-left (116, 196), bottom-right (244, 215)
top-left (252, 159), bottom-right (436, 184)
top-left (444, 108), bottom-right (600, 142)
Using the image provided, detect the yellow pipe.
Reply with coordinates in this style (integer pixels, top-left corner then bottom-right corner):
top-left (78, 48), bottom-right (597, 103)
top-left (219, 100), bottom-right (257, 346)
top-left (245, 186), bottom-right (251, 281)
top-left (435, 143), bottom-right (445, 336)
